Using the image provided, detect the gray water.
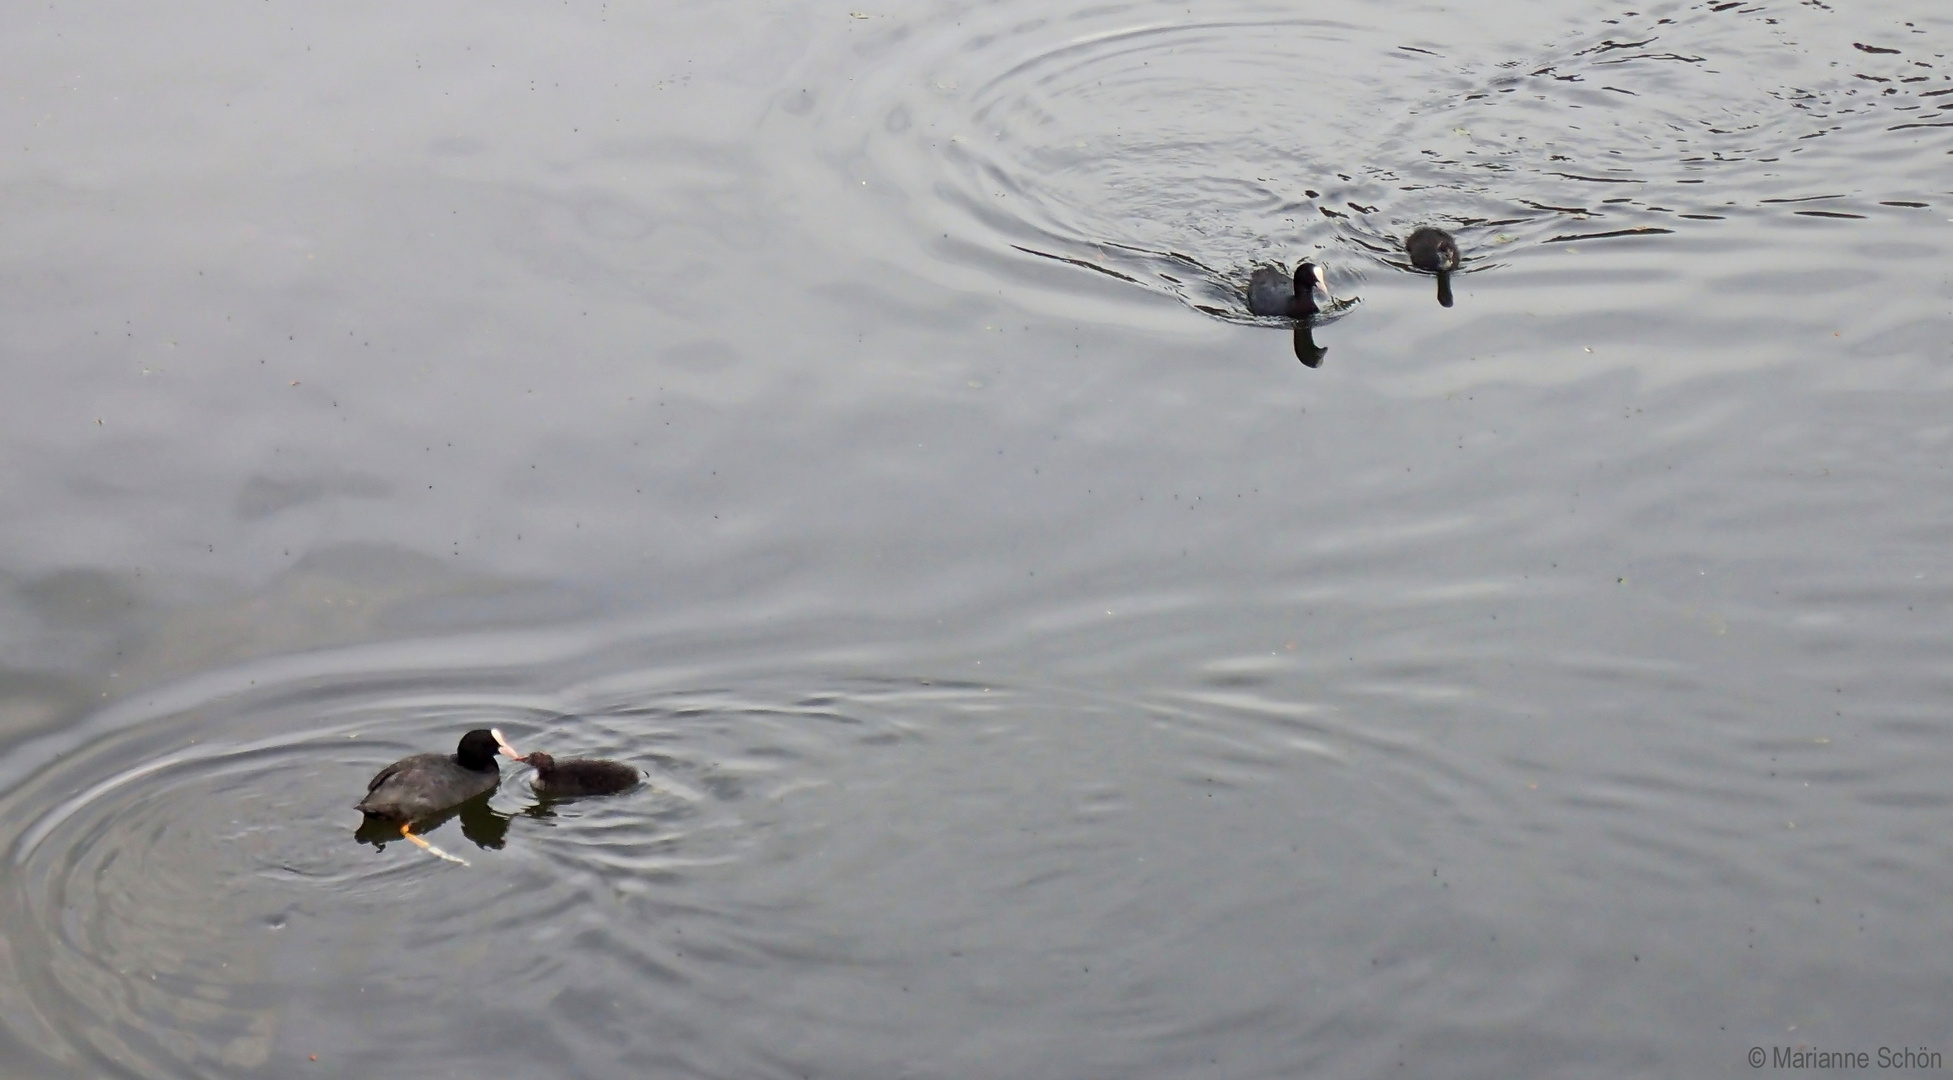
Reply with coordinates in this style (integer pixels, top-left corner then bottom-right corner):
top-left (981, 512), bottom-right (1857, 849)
top-left (1, 0), bottom-right (1950, 1076)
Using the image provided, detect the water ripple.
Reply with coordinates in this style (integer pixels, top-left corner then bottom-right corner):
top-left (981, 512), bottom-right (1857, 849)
top-left (768, 0), bottom-right (1949, 318)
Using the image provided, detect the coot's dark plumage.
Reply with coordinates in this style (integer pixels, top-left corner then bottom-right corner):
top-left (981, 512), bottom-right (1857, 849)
top-left (517, 751), bottom-right (640, 798)
top-left (1247, 261), bottom-right (1328, 319)
top-left (356, 728), bottom-right (515, 864)
top-left (1405, 227), bottom-right (1459, 272)
top-left (356, 729), bottom-right (506, 822)
top-left (1406, 228), bottom-right (1459, 307)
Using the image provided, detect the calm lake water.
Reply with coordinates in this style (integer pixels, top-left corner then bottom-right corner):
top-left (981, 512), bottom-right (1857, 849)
top-left (1, 0), bottom-right (1950, 1076)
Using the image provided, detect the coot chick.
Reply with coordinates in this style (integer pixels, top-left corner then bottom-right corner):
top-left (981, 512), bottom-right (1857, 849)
top-left (1406, 227), bottom-right (1459, 308)
top-left (1405, 227), bottom-right (1459, 272)
top-left (355, 728), bottom-right (513, 863)
top-left (515, 751), bottom-right (641, 798)
top-left (1247, 261), bottom-right (1329, 319)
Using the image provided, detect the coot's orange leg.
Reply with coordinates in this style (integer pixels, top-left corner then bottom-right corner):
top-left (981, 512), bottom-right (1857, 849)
top-left (399, 821), bottom-right (469, 866)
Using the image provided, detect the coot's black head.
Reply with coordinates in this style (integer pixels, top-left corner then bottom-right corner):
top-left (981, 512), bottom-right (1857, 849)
top-left (454, 729), bottom-right (504, 773)
top-left (1405, 228), bottom-right (1460, 273)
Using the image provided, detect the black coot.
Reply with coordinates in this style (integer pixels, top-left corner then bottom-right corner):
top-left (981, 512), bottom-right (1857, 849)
top-left (1405, 227), bottom-right (1459, 272)
top-left (355, 728), bottom-right (512, 862)
top-left (1405, 227), bottom-right (1459, 308)
top-left (517, 751), bottom-right (641, 798)
top-left (1247, 262), bottom-right (1328, 319)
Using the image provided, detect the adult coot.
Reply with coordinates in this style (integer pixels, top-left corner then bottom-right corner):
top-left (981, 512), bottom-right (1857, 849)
top-left (1247, 261), bottom-right (1329, 319)
top-left (514, 751), bottom-right (640, 798)
top-left (356, 728), bottom-right (512, 861)
top-left (1405, 227), bottom-right (1459, 308)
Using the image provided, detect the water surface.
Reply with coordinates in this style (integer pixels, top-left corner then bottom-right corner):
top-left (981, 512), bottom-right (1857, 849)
top-left (1, 0), bottom-right (1950, 1076)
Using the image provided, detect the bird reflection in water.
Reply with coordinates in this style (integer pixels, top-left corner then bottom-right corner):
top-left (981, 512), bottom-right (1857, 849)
top-left (354, 791), bottom-right (512, 854)
top-left (512, 793), bottom-right (598, 821)
top-left (353, 787), bottom-right (636, 859)
top-left (1292, 324), bottom-right (1327, 367)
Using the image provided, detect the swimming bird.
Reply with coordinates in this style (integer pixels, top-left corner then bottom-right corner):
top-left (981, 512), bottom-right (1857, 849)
top-left (1405, 227), bottom-right (1459, 307)
top-left (355, 728), bottom-right (514, 863)
top-left (1247, 261), bottom-right (1330, 319)
top-left (510, 750), bottom-right (641, 798)
top-left (1405, 227), bottom-right (1459, 272)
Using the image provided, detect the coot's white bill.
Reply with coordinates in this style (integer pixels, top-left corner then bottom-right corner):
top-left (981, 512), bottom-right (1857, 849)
top-left (491, 728), bottom-right (524, 760)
